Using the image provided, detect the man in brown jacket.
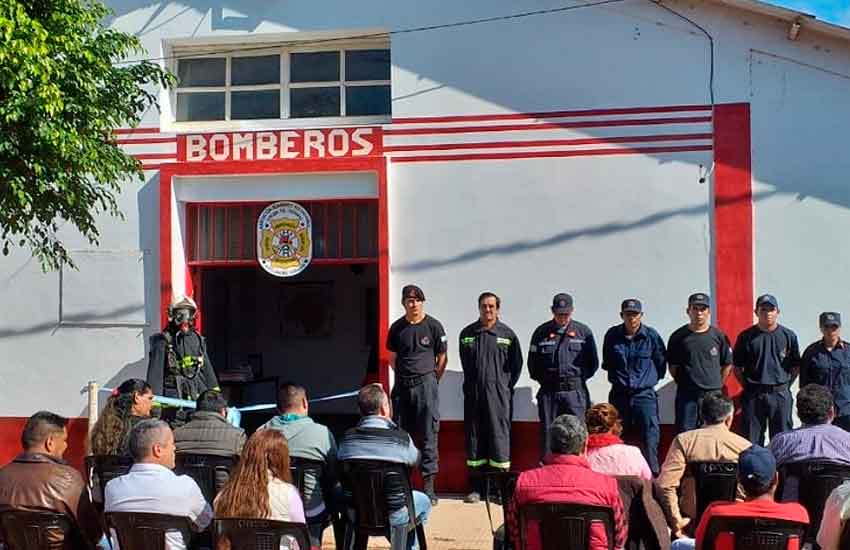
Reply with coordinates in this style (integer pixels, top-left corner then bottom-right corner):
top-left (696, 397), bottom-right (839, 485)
top-left (655, 393), bottom-right (750, 540)
top-left (0, 411), bottom-right (102, 548)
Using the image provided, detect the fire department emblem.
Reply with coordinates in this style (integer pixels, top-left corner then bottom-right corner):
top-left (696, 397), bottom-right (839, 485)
top-left (257, 201), bottom-right (312, 277)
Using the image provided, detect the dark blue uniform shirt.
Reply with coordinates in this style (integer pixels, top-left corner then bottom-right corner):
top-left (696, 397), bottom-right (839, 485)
top-left (528, 319), bottom-right (598, 384)
top-left (602, 323), bottom-right (667, 390)
top-left (801, 339), bottom-right (850, 418)
top-left (733, 324), bottom-right (800, 385)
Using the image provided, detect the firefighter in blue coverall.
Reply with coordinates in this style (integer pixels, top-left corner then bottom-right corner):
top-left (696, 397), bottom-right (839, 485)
top-left (601, 298), bottom-right (666, 475)
top-left (528, 293), bottom-right (599, 457)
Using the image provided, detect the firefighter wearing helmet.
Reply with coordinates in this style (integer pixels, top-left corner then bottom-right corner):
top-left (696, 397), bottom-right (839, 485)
top-left (146, 296), bottom-right (219, 423)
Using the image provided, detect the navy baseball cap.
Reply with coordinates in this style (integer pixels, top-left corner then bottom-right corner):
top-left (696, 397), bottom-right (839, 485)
top-left (401, 285), bottom-right (425, 301)
top-left (755, 294), bottom-right (779, 309)
top-left (621, 299), bottom-right (643, 313)
top-left (820, 312), bottom-right (841, 328)
top-left (688, 293), bottom-right (711, 307)
top-left (738, 445), bottom-right (776, 489)
top-left (551, 293), bottom-right (574, 314)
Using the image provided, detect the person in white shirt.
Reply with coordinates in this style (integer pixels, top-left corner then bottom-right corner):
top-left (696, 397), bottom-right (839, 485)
top-left (817, 480), bottom-right (850, 550)
top-left (105, 419), bottom-right (213, 550)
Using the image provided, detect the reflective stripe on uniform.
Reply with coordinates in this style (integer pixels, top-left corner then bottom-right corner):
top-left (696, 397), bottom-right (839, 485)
top-left (496, 337), bottom-right (512, 346)
top-left (529, 345), bottom-right (538, 352)
top-left (461, 336), bottom-right (476, 345)
top-left (488, 459), bottom-right (510, 469)
top-left (466, 458), bottom-right (488, 467)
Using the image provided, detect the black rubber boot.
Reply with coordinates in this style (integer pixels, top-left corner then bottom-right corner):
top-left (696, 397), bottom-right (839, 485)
top-left (424, 475), bottom-right (438, 506)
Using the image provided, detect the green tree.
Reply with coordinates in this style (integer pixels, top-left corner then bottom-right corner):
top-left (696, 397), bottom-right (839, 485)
top-left (0, 0), bottom-right (174, 270)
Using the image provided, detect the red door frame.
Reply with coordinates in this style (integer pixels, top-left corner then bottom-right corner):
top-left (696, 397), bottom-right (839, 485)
top-left (158, 157), bottom-right (390, 391)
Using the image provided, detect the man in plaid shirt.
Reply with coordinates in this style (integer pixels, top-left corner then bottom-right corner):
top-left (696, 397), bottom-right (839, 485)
top-left (506, 414), bottom-right (627, 550)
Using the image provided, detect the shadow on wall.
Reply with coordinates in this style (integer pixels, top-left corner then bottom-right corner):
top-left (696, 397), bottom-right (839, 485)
top-left (394, 188), bottom-right (780, 273)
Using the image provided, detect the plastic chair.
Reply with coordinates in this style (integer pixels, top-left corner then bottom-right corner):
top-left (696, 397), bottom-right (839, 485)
top-left (105, 512), bottom-right (193, 550)
top-left (0, 510), bottom-right (80, 550)
top-left (686, 462), bottom-right (738, 528)
top-left (482, 471), bottom-right (520, 535)
top-left (339, 459), bottom-right (427, 550)
top-left (778, 461), bottom-right (850, 543)
top-left (174, 454), bottom-right (237, 504)
top-left (700, 516), bottom-right (807, 550)
top-left (84, 455), bottom-right (134, 510)
top-left (518, 502), bottom-right (615, 550)
top-left (214, 518), bottom-right (309, 550)
top-left (289, 457), bottom-right (344, 550)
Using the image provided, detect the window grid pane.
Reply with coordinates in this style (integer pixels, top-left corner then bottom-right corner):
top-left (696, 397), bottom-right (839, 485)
top-left (290, 51), bottom-right (340, 82)
top-left (345, 50), bottom-right (390, 81)
top-left (231, 55), bottom-right (280, 86)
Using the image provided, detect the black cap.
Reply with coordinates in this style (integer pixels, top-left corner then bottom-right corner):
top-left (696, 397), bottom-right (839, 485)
top-left (621, 299), bottom-right (643, 313)
top-left (401, 285), bottom-right (425, 302)
top-left (756, 294), bottom-right (779, 309)
top-left (688, 293), bottom-right (711, 307)
top-left (551, 293), bottom-right (574, 314)
top-left (820, 312), bottom-right (841, 328)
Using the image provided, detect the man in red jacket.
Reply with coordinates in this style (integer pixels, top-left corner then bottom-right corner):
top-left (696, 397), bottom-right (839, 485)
top-left (506, 414), bottom-right (626, 550)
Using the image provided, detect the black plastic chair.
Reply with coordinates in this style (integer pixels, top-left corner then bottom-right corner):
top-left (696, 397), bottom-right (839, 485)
top-left (339, 459), bottom-right (427, 550)
top-left (289, 457), bottom-right (344, 550)
top-left (686, 462), bottom-right (738, 528)
top-left (518, 502), bottom-right (615, 550)
top-left (777, 461), bottom-right (850, 544)
top-left (482, 471), bottom-right (520, 535)
top-left (214, 518), bottom-right (309, 550)
top-left (174, 454), bottom-right (237, 505)
top-left (84, 455), bottom-right (134, 510)
top-left (106, 512), bottom-right (193, 550)
top-left (0, 510), bottom-right (81, 550)
top-left (700, 516), bottom-right (807, 550)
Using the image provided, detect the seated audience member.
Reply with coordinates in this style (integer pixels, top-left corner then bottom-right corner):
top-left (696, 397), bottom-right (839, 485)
top-left (670, 445), bottom-right (809, 550)
top-left (259, 382), bottom-right (338, 548)
top-left (214, 430), bottom-right (305, 527)
top-left (174, 390), bottom-right (245, 456)
top-left (105, 419), bottom-right (212, 550)
top-left (0, 411), bottom-right (102, 547)
top-left (769, 384), bottom-right (850, 500)
top-left (89, 378), bottom-right (154, 456)
top-left (337, 383), bottom-right (430, 550)
top-left (817, 479), bottom-right (850, 550)
top-left (586, 403), bottom-right (653, 480)
top-left (656, 393), bottom-right (751, 540)
top-left (506, 414), bottom-right (627, 550)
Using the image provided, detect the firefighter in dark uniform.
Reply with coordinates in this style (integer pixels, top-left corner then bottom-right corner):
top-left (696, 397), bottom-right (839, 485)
top-left (147, 296), bottom-right (219, 425)
top-left (601, 298), bottom-right (666, 475)
top-left (801, 312), bottom-right (850, 432)
top-left (387, 284), bottom-right (447, 505)
top-left (733, 294), bottom-right (801, 445)
top-left (528, 293), bottom-right (599, 457)
top-left (458, 292), bottom-right (523, 503)
top-left (667, 292), bottom-right (734, 433)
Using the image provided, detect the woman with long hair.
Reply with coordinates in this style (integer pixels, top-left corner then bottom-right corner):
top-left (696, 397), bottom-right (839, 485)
top-left (88, 378), bottom-right (154, 455)
top-left (585, 403), bottom-right (652, 480)
top-left (215, 429), bottom-right (304, 522)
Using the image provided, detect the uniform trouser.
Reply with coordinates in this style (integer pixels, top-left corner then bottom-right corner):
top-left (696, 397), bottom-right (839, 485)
top-left (741, 385), bottom-right (793, 446)
top-left (608, 386), bottom-right (660, 475)
top-left (674, 387), bottom-right (721, 434)
top-left (393, 372), bottom-right (440, 477)
top-left (464, 381), bottom-right (512, 471)
top-left (537, 386), bottom-right (589, 457)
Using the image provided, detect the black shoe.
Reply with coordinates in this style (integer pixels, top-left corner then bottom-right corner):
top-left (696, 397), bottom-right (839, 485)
top-left (464, 491), bottom-right (481, 504)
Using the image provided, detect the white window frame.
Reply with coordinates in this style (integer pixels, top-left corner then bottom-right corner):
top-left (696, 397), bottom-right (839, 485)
top-left (160, 30), bottom-right (391, 133)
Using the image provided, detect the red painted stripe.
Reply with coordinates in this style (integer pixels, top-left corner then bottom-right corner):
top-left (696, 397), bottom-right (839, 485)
top-left (141, 164), bottom-right (168, 171)
top-left (390, 144), bottom-right (712, 163)
top-left (384, 133), bottom-right (713, 153)
top-left (117, 137), bottom-right (178, 145)
top-left (113, 127), bottom-right (162, 135)
top-left (713, 104), bottom-right (754, 402)
top-left (391, 104), bottom-right (712, 124)
top-left (133, 153), bottom-right (177, 160)
top-left (384, 116), bottom-right (713, 136)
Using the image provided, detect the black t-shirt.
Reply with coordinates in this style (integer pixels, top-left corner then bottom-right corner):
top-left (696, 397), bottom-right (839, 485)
top-left (666, 325), bottom-right (732, 390)
top-left (733, 324), bottom-right (801, 385)
top-left (386, 314), bottom-right (447, 378)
